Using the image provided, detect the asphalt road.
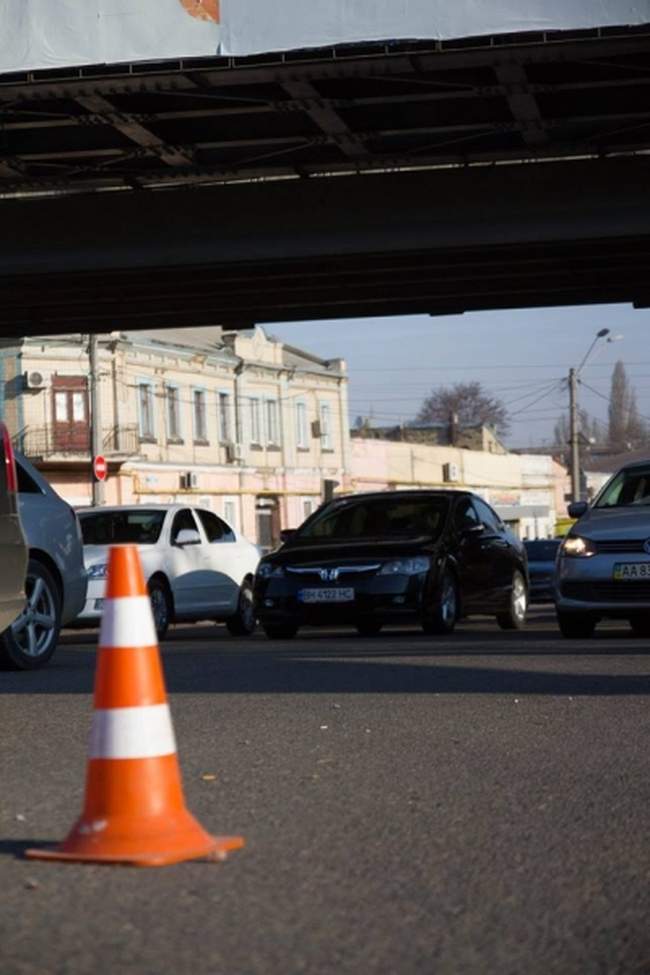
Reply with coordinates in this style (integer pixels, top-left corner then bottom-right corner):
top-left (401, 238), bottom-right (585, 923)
top-left (2, 608), bottom-right (650, 975)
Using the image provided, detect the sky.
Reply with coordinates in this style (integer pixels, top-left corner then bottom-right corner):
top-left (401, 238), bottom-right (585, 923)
top-left (266, 304), bottom-right (650, 448)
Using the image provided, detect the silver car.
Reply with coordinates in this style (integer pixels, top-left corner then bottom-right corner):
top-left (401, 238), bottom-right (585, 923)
top-left (0, 453), bottom-right (87, 669)
top-left (555, 459), bottom-right (650, 638)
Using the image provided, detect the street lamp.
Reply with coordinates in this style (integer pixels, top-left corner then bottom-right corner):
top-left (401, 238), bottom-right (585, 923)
top-left (569, 327), bottom-right (621, 503)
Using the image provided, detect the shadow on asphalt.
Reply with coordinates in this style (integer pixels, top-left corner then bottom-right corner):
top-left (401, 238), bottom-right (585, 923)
top-left (1, 615), bottom-right (649, 696)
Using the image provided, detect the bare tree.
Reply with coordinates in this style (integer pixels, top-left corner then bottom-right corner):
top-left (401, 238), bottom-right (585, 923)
top-left (415, 382), bottom-right (509, 436)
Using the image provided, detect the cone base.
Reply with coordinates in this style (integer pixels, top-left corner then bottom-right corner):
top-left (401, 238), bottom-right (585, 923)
top-left (25, 834), bottom-right (244, 867)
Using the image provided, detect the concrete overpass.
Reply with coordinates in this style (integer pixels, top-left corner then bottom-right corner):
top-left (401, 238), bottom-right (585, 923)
top-left (1, 26), bottom-right (650, 333)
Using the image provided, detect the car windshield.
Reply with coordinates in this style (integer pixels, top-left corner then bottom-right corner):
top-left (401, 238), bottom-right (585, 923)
top-left (595, 466), bottom-right (650, 508)
top-left (79, 509), bottom-right (166, 545)
top-left (295, 496), bottom-right (449, 541)
top-left (524, 540), bottom-right (560, 560)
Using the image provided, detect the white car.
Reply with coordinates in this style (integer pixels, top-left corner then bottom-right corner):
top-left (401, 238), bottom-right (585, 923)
top-left (76, 505), bottom-right (260, 637)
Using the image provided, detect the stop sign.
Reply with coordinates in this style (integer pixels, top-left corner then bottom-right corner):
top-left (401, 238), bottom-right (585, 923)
top-left (93, 455), bottom-right (107, 482)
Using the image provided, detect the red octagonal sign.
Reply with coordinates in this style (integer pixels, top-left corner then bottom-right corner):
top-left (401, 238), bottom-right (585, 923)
top-left (93, 454), bottom-right (107, 482)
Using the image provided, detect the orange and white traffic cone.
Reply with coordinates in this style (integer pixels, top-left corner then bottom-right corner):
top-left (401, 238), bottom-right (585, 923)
top-left (27, 545), bottom-right (244, 867)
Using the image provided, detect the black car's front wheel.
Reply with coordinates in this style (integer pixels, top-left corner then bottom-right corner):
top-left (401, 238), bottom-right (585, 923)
top-left (0, 559), bottom-right (62, 670)
top-left (496, 570), bottom-right (528, 631)
top-left (422, 569), bottom-right (458, 635)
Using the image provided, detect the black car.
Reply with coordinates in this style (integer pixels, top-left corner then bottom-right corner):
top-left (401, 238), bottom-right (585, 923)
top-left (254, 490), bottom-right (529, 638)
top-left (523, 539), bottom-right (561, 603)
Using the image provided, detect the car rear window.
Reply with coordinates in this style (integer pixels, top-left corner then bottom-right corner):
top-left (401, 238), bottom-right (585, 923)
top-left (524, 540), bottom-right (560, 560)
top-left (296, 496), bottom-right (449, 541)
top-left (79, 509), bottom-right (166, 545)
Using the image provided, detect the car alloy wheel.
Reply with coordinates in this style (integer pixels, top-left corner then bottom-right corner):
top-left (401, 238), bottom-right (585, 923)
top-left (226, 580), bottom-right (257, 636)
top-left (0, 559), bottom-right (62, 670)
top-left (496, 570), bottom-right (528, 631)
top-left (148, 579), bottom-right (171, 640)
top-left (422, 569), bottom-right (458, 635)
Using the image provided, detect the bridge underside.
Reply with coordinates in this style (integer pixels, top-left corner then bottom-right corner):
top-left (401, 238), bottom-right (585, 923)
top-left (1, 28), bottom-right (650, 334)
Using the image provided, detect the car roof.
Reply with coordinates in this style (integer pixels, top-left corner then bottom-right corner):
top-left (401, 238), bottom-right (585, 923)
top-left (76, 504), bottom-right (193, 514)
top-left (327, 489), bottom-right (470, 503)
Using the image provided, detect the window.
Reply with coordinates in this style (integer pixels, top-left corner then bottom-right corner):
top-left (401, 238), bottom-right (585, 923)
top-left (302, 498), bottom-right (315, 521)
top-left (138, 381), bottom-right (155, 439)
top-left (266, 399), bottom-right (279, 445)
top-left (166, 385), bottom-right (181, 440)
top-left (296, 401), bottom-right (308, 448)
top-left (473, 498), bottom-right (503, 533)
top-left (223, 498), bottom-right (237, 530)
top-left (79, 509), bottom-right (166, 545)
top-left (319, 402), bottom-right (332, 449)
top-left (54, 392), bottom-right (69, 422)
top-left (250, 397), bottom-right (262, 444)
top-left (218, 392), bottom-right (231, 442)
top-left (193, 389), bottom-right (208, 442)
top-left (72, 392), bottom-right (86, 422)
top-left (301, 497), bottom-right (449, 541)
top-left (170, 508), bottom-right (200, 545)
top-left (197, 509), bottom-right (235, 543)
top-left (454, 497), bottom-right (480, 533)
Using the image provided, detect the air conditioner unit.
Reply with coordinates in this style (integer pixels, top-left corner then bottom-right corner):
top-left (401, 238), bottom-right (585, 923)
top-left (24, 371), bottom-right (45, 390)
top-left (225, 442), bottom-right (243, 463)
top-left (443, 462), bottom-right (460, 483)
top-left (180, 472), bottom-right (199, 489)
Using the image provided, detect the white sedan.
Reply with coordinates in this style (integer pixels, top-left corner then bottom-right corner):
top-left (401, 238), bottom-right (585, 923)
top-left (76, 504), bottom-right (260, 637)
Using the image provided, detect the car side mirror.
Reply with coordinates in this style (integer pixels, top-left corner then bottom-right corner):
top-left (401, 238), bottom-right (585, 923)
top-left (567, 501), bottom-right (588, 519)
top-left (280, 529), bottom-right (296, 543)
top-left (462, 522), bottom-right (485, 537)
top-left (175, 528), bottom-right (201, 546)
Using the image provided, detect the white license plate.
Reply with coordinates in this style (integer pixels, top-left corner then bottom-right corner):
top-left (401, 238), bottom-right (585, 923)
top-left (299, 588), bottom-right (355, 604)
top-left (613, 562), bottom-right (650, 580)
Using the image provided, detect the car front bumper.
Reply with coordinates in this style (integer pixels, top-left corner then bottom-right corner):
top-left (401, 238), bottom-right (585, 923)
top-left (555, 553), bottom-right (650, 615)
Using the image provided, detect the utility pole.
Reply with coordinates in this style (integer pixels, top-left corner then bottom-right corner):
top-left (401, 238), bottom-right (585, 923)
top-left (569, 367), bottom-right (581, 503)
top-left (89, 334), bottom-right (104, 506)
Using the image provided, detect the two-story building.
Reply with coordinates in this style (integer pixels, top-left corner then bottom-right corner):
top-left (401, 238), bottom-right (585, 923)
top-left (0, 326), bottom-right (351, 548)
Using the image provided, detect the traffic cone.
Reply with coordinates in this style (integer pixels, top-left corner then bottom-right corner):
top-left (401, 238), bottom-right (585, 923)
top-left (27, 545), bottom-right (244, 867)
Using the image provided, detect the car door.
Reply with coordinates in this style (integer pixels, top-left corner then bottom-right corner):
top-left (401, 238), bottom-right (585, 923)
top-left (195, 509), bottom-right (242, 613)
top-left (166, 508), bottom-right (216, 617)
top-left (453, 496), bottom-right (495, 608)
top-left (473, 498), bottom-right (516, 600)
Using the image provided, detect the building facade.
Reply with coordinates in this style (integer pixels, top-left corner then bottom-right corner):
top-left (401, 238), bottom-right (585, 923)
top-left (1, 327), bottom-right (351, 548)
top-left (350, 437), bottom-right (558, 539)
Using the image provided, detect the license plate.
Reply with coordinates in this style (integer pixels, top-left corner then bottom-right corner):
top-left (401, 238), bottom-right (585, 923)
top-left (299, 588), bottom-right (355, 604)
top-left (613, 562), bottom-right (650, 580)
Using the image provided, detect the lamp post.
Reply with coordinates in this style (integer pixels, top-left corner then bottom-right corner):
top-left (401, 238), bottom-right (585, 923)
top-left (569, 327), bottom-right (615, 503)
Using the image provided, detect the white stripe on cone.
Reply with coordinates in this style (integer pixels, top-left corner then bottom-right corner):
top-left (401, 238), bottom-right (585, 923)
top-left (99, 595), bottom-right (158, 648)
top-left (89, 704), bottom-right (177, 759)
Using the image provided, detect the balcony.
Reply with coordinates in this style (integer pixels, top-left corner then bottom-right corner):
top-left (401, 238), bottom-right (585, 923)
top-left (13, 425), bottom-right (141, 462)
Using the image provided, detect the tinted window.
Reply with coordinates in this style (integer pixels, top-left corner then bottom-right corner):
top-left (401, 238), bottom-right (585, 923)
top-left (80, 509), bottom-right (165, 545)
top-left (298, 496), bottom-right (448, 541)
top-left (474, 498), bottom-right (503, 533)
top-left (170, 509), bottom-right (200, 544)
top-left (16, 461), bottom-right (43, 495)
top-left (524, 540), bottom-right (561, 560)
top-left (197, 509), bottom-right (235, 543)
top-left (596, 466), bottom-right (650, 507)
top-left (454, 497), bottom-right (480, 532)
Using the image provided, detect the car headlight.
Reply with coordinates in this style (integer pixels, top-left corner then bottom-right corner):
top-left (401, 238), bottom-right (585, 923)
top-left (561, 536), bottom-right (597, 558)
top-left (256, 563), bottom-right (285, 579)
top-left (87, 563), bottom-right (108, 579)
top-left (379, 556), bottom-right (430, 575)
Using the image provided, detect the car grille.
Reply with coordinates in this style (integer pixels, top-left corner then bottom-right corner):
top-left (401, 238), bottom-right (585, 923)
top-left (562, 581), bottom-right (650, 602)
top-left (285, 564), bottom-right (380, 582)
top-left (595, 539), bottom-right (648, 554)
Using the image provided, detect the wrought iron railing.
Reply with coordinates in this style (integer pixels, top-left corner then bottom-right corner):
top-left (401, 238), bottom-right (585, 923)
top-left (13, 425), bottom-right (140, 459)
